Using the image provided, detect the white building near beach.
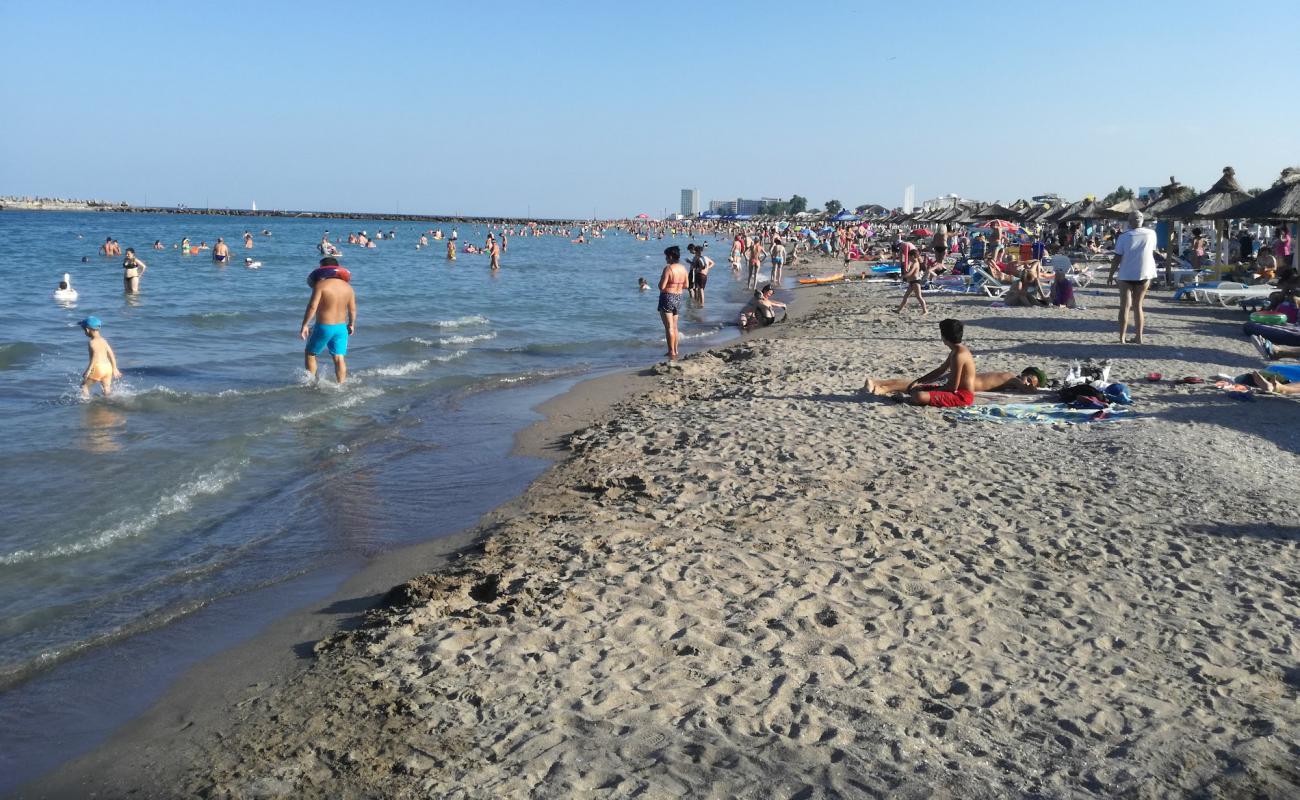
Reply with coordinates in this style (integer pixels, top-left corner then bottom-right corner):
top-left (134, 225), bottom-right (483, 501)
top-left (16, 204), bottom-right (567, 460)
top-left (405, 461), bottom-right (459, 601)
top-left (680, 189), bottom-right (699, 216)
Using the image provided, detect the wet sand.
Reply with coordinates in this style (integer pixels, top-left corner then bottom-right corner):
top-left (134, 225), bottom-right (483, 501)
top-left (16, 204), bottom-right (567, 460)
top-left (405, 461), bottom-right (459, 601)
top-left (28, 278), bottom-right (1300, 798)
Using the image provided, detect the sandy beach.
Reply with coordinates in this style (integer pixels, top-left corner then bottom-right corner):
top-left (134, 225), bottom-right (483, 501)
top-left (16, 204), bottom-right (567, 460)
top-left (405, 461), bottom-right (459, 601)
top-left (30, 279), bottom-right (1300, 799)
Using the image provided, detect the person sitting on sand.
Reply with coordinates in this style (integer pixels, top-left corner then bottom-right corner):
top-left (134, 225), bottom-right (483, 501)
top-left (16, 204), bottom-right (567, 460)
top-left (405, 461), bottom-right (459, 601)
top-left (861, 318), bottom-right (976, 407)
top-left (864, 366), bottom-right (1046, 396)
top-left (1050, 263), bottom-right (1077, 308)
top-left (739, 284), bottom-right (786, 330)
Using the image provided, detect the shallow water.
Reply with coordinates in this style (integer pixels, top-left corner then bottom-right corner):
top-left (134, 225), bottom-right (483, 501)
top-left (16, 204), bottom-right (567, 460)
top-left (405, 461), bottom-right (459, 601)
top-left (0, 211), bottom-right (771, 789)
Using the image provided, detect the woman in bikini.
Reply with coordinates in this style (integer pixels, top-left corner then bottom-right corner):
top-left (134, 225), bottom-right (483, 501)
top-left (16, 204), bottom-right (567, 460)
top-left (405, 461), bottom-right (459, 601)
top-left (657, 245), bottom-right (689, 360)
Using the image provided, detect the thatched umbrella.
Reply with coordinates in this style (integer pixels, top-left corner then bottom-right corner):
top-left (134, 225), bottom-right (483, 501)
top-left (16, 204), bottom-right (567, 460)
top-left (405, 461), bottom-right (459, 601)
top-left (1098, 196), bottom-right (1144, 220)
top-left (1157, 167), bottom-right (1254, 268)
top-left (1214, 167), bottom-right (1300, 220)
top-left (1059, 199), bottom-right (1104, 222)
top-left (1141, 176), bottom-right (1196, 218)
top-left (1216, 167), bottom-right (1300, 270)
top-left (973, 202), bottom-right (1022, 221)
top-left (1156, 167), bottom-right (1253, 220)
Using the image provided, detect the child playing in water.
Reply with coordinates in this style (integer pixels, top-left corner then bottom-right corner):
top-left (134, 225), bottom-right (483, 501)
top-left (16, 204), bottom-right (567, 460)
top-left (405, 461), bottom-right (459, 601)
top-left (78, 316), bottom-right (122, 398)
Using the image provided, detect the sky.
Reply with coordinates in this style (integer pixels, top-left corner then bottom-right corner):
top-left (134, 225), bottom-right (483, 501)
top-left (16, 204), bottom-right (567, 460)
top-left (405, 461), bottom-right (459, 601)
top-left (2, 0), bottom-right (1297, 218)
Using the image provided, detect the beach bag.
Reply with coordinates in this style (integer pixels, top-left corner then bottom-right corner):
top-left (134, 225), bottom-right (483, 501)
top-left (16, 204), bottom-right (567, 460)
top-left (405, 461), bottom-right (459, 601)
top-left (1057, 383), bottom-right (1106, 404)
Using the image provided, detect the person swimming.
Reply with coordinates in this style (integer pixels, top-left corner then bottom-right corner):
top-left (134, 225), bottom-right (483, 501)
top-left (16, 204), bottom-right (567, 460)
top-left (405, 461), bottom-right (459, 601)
top-left (244, 257), bottom-right (262, 269)
top-left (638, 277), bottom-right (650, 291)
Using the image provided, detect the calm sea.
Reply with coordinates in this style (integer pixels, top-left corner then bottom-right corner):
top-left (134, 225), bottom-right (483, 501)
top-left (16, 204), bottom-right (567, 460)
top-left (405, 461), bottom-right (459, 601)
top-left (0, 210), bottom-right (765, 790)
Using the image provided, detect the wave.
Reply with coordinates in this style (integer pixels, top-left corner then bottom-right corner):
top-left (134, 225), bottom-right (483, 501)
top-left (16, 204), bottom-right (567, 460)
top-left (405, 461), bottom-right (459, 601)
top-left (0, 341), bottom-right (44, 370)
top-left (439, 332), bottom-right (496, 346)
top-left (280, 386), bottom-right (384, 423)
top-left (355, 350), bottom-right (468, 378)
top-left (0, 461), bottom-right (247, 567)
top-left (432, 314), bottom-right (490, 328)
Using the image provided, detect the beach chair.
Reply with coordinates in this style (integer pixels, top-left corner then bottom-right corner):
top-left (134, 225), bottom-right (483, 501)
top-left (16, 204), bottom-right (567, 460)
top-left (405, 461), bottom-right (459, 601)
top-left (969, 265), bottom-right (1010, 298)
top-left (1188, 283), bottom-right (1274, 307)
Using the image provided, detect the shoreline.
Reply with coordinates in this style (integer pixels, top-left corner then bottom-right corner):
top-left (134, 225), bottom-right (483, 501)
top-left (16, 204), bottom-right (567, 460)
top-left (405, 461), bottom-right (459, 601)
top-left (22, 288), bottom-right (821, 798)
top-left (28, 280), bottom-right (1300, 798)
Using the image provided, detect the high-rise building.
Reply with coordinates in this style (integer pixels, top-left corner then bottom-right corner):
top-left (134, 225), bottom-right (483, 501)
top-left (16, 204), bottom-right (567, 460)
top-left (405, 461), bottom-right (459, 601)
top-left (708, 199), bottom-right (738, 215)
top-left (680, 188), bottom-right (699, 216)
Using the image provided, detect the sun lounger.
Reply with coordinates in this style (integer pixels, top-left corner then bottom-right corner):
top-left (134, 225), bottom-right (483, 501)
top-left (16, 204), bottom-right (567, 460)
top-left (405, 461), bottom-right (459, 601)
top-left (1188, 283), bottom-right (1274, 307)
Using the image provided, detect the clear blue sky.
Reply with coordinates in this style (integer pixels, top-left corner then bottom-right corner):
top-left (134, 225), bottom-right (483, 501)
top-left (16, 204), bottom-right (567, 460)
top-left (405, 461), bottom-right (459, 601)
top-left (3, 0), bottom-right (1297, 218)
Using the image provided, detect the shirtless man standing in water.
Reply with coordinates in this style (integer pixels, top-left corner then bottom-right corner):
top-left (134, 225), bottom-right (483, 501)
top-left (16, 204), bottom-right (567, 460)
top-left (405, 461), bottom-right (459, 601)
top-left (300, 257), bottom-right (357, 383)
top-left (213, 237), bottom-right (230, 264)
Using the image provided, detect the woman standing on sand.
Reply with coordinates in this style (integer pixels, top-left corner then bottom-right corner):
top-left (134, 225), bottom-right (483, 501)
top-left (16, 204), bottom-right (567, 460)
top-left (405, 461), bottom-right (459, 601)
top-left (657, 245), bottom-right (688, 361)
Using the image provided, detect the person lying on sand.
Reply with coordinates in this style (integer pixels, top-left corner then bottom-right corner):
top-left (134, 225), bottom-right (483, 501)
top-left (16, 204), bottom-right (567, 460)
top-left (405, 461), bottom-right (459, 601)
top-left (1241, 370), bottom-right (1299, 395)
top-left (864, 366), bottom-right (1046, 397)
top-left (1251, 336), bottom-right (1300, 361)
top-left (860, 318), bottom-right (976, 407)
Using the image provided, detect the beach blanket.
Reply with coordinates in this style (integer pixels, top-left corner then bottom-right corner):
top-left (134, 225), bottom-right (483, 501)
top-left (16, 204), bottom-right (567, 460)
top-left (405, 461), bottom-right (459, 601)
top-left (946, 402), bottom-right (1134, 425)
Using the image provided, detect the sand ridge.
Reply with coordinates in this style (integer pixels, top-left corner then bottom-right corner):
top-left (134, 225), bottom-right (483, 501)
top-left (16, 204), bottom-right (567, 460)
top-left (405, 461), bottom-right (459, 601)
top-left (87, 283), bottom-right (1300, 798)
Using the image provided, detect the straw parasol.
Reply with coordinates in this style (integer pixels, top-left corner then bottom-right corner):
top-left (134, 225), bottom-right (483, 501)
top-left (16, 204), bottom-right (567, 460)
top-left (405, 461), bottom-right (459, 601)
top-left (1154, 167), bottom-right (1252, 220)
top-left (1141, 176), bottom-right (1196, 218)
top-left (1059, 198), bottom-right (1104, 222)
top-left (973, 202), bottom-right (1022, 221)
top-left (1213, 167), bottom-right (1300, 221)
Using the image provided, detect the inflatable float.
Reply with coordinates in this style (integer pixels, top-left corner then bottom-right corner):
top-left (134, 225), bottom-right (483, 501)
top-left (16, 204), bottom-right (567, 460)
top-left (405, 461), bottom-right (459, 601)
top-left (798, 273), bottom-right (845, 285)
top-left (1264, 364), bottom-right (1300, 382)
top-left (53, 273), bottom-right (78, 302)
top-left (307, 266), bottom-right (352, 286)
top-left (1243, 322), bottom-right (1300, 346)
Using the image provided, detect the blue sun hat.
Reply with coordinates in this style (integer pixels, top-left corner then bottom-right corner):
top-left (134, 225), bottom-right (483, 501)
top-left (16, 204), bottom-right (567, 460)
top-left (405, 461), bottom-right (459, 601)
top-left (1103, 382), bottom-right (1132, 405)
top-left (79, 316), bottom-right (102, 330)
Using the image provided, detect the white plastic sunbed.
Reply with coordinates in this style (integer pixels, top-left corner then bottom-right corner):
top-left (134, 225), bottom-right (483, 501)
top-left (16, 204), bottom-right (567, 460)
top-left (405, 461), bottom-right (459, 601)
top-left (1187, 282), bottom-right (1274, 306)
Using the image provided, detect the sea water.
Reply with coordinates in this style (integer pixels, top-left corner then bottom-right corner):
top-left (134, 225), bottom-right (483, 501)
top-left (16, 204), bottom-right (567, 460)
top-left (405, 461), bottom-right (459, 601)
top-left (0, 211), bottom-right (765, 789)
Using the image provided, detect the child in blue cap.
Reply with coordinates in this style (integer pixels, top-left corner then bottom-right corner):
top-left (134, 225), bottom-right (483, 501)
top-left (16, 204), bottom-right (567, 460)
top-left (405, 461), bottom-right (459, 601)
top-left (78, 316), bottom-right (122, 397)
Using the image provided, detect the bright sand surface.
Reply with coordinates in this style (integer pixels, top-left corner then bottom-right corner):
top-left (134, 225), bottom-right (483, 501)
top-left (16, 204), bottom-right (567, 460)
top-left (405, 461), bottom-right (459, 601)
top-left (30, 279), bottom-right (1300, 798)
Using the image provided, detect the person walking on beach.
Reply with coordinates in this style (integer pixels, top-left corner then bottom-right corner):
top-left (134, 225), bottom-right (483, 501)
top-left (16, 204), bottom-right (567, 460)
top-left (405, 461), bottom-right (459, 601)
top-left (300, 257), bottom-right (357, 383)
top-left (1111, 211), bottom-right (1157, 344)
top-left (122, 247), bottom-right (147, 293)
top-left (747, 237), bottom-right (766, 290)
top-left (657, 245), bottom-right (688, 361)
top-left (78, 316), bottom-right (122, 398)
top-left (896, 238), bottom-right (928, 314)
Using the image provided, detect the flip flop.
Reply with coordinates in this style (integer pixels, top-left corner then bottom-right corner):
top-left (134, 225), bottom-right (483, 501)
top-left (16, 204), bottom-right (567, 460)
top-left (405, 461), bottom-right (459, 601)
top-left (1146, 373), bottom-right (1163, 382)
top-left (1180, 376), bottom-right (1204, 384)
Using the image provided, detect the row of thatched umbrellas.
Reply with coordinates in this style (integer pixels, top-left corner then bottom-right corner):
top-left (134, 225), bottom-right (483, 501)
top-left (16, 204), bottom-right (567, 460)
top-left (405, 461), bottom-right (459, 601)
top-left (877, 166), bottom-right (1300, 228)
top-left (870, 166), bottom-right (1300, 269)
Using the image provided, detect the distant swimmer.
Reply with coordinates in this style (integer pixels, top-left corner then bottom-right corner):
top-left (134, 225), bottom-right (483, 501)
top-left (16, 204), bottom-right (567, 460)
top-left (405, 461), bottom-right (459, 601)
top-left (152, 240), bottom-right (165, 251)
top-left (243, 231), bottom-right (254, 249)
top-left (244, 257), bottom-right (262, 269)
top-left (261, 229), bottom-right (272, 236)
top-left (638, 277), bottom-right (650, 291)
top-left (122, 247), bottom-right (147, 293)
top-left (213, 238), bottom-right (229, 264)
top-left (180, 237), bottom-right (191, 254)
top-left (488, 234), bottom-right (501, 270)
top-left (54, 273), bottom-right (78, 303)
top-left (447, 240), bottom-right (456, 261)
top-left (450, 228), bottom-right (458, 241)
top-left (300, 256), bottom-right (357, 384)
top-left (318, 234), bottom-right (340, 257)
top-left (78, 316), bottom-right (122, 398)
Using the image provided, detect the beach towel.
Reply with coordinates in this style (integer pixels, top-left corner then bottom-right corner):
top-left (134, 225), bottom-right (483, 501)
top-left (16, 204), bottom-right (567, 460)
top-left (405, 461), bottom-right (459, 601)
top-left (945, 402), bottom-right (1134, 425)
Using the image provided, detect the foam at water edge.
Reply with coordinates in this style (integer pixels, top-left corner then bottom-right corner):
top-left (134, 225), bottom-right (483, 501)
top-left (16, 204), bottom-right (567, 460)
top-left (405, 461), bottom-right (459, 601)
top-left (0, 460), bottom-right (249, 566)
top-left (280, 386), bottom-right (385, 422)
top-left (439, 331), bottom-right (497, 346)
top-left (358, 350), bottom-right (469, 378)
top-left (432, 315), bottom-right (490, 328)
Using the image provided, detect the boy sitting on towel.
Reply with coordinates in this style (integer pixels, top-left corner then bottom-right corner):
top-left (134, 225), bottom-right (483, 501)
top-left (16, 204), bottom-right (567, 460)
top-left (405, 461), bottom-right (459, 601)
top-left (861, 318), bottom-right (977, 407)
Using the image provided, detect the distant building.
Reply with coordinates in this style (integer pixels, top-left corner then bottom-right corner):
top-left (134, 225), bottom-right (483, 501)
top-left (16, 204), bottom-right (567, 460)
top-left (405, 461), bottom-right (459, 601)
top-left (680, 189), bottom-right (699, 216)
top-left (921, 193), bottom-right (963, 211)
top-left (709, 199), bottom-right (738, 215)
